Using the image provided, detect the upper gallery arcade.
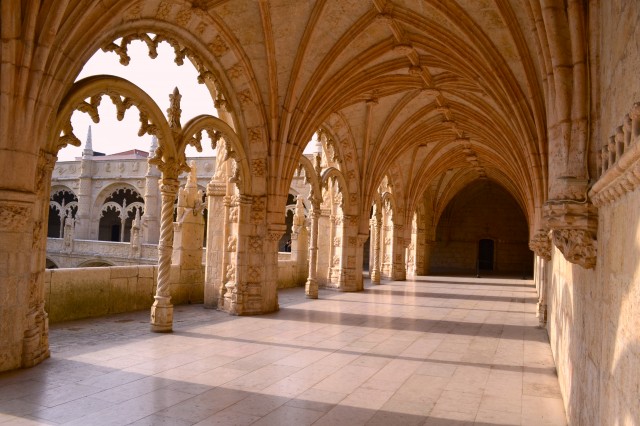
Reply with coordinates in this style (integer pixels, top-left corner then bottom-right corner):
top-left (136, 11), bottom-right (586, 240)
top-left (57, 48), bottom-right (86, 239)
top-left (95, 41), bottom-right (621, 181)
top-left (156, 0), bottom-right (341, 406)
top-left (1, 1), bottom-right (639, 424)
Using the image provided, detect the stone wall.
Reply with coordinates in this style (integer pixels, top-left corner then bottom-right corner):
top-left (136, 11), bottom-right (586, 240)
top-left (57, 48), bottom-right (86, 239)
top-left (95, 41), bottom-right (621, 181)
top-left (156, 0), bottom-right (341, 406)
top-left (277, 252), bottom-right (308, 288)
top-left (429, 181), bottom-right (532, 276)
top-left (43, 257), bottom-right (308, 323)
top-left (44, 264), bottom-right (203, 323)
top-left (544, 4), bottom-right (640, 424)
top-left (546, 190), bottom-right (640, 425)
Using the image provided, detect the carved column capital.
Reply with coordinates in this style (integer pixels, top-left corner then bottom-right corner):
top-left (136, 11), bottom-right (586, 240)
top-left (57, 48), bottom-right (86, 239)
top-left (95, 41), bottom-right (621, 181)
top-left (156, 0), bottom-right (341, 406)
top-left (529, 229), bottom-right (552, 261)
top-left (543, 201), bottom-right (597, 269)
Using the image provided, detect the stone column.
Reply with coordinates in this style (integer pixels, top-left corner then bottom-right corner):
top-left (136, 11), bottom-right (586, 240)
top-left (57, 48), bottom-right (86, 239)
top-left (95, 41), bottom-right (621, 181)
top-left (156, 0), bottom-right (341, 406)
top-left (172, 162), bottom-right (205, 304)
top-left (76, 159), bottom-right (93, 240)
top-left (316, 208), bottom-right (331, 285)
top-left (370, 211), bottom-right (382, 284)
top-left (536, 256), bottom-right (549, 328)
top-left (20, 150), bottom-right (56, 369)
top-left (529, 230), bottom-right (552, 328)
top-left (150, 177), bottom-right (179, 332)
top-left (118, 200), bottom-right (128, 242)
top-left (142, 137), bottom-right (161, 244)
top-left (338, 215), bottom-right (360, 292)
top-left (290, 195), bottom-right (308, 286)
top-left (354, 233), bottom-right (369, 291)
top-left (204, 179), bottom-right (226, 308)
top-left (305, 204), bottom-right (320, 298)
top-left (392, 224), bottom-right (406, 281)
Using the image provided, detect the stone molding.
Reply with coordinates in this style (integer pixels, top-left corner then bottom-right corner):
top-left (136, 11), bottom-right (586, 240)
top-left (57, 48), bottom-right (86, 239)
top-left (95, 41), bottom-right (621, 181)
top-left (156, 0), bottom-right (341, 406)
top-left (590, 102), bottom-right (640, 207)
top-left (543, 201), bottom-right (597, 269)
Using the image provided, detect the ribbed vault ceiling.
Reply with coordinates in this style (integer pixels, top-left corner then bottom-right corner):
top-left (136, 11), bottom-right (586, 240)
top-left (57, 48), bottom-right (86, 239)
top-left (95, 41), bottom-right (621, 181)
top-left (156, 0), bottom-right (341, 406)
top-left (201, 0), bottom-right (547, 225)
top-left (47, 0), bottom-right (551, 231)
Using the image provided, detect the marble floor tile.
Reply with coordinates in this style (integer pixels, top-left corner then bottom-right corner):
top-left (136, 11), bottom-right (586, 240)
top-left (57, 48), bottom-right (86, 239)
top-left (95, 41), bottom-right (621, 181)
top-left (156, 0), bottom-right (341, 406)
top-left (0, 276), bottom-right (566, 425)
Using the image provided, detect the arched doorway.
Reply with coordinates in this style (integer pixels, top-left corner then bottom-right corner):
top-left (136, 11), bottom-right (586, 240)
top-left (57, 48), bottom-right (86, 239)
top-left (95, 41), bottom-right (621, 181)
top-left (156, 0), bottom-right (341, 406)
top-left (478, 239), bottom-right (494, 272)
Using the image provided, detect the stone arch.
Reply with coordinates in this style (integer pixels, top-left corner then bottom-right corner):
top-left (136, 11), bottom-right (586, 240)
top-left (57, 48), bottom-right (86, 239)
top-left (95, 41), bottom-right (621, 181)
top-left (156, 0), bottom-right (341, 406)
top-left (181, 115), bottom-right (252, 195)
top-left (45, 259), bottom-right (59, 269)
top-left (91, 183), bottom-right (144, 242)
top-left (429, 180), bottom-right (532, 276)
top-left (320, 115), bottom-right (361, 217)
top-left (48, 186), bottom-right (79, 239)
top-left (77, 259), bottom-right (115, 268)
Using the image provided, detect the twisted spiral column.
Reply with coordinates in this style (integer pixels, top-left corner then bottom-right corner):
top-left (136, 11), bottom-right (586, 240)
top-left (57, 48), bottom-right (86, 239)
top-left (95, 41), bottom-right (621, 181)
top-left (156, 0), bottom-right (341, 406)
top-left (151, 178), bottom-right (179, 332)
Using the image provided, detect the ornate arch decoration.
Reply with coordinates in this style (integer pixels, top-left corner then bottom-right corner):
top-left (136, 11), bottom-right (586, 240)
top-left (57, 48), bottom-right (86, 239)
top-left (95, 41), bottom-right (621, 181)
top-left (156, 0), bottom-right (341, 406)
top-left (94, 15), bottom-right (268, 159)
top-left (380, 191), bottom-right (396, 218)
top-left (53, 75), bottom-right (177, 173)
top-left (296, 155), bottom-right (322, 207)
top-left (320, 115), bottom-right (361, 201)
top-left (181, 115), bottom-right (252, 194)
top-left (91, 183), bottom-right (144, 224)
top-left (50, 186), bottom-right (78, 199)
top-left (320, 167), bottom-right (352, 214)
top-left (48, 186), bottom-right (79, 221)
top-left (101, 201), bottom-right (144, 219)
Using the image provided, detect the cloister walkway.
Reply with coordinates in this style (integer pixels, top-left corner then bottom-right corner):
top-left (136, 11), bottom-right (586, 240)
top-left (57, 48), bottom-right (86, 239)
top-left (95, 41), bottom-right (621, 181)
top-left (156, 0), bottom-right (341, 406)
top-left (0, 277), bottom-right (566, 425)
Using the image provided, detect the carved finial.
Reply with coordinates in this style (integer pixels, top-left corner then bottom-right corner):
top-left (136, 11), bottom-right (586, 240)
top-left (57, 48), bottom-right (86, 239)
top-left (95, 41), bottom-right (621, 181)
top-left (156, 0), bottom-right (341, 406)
top-left (167, 87), bottom-right (182, 130)
top-left (83, 126), bottom-right (93, 157)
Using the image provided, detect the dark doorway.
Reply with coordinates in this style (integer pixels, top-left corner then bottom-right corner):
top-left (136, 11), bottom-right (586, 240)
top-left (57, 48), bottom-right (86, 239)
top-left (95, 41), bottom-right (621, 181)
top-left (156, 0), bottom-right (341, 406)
top-left (478, 239), bottom-right (494, 271)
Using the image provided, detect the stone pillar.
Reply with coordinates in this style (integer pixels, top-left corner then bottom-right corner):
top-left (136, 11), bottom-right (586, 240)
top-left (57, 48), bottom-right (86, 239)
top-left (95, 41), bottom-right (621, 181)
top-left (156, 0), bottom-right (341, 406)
top-left (204, 179), bottom-right (226, 308)
top-left (392, 224), bottom-right (406, 281)
top-left (529, 230), bottom-right (552, 328)
top-left (142, 137), bottom-right (161, 244)
top-left (381, 224), bottom-right (392, 279)
top-left (305, 204), bottom-right (320, 298)
top-left (150, 177), bottom-right (179, 332)
top-left (339, 215), bottom-right (360, 292)
top-left (354, 233), bottom-right (369, 291)
top-left (221, 195), bottom-right (237, 313)
top-left (75, 158), bottom-right (93, 240)
top-left (370, 210), bottom-right (382, 284)
top-left (19, 150), bottom-right (56, 370)
top-left (118, 200), bottom-right (128, 242)
top-left (316, 208), bottom-right (331, 285)
top-left (535, 256), bottom-right (549, 328)
top-left (172, 162), bottom-right (205, 303)
top-left (291, 199), bottom-right (309, 285)
top-left (129, 209), bottom-right (141, 258)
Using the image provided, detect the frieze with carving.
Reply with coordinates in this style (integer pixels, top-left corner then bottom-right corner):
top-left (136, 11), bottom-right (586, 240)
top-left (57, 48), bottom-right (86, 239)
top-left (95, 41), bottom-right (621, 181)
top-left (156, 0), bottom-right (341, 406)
top-left (591, 102), bottom-right (640, 207)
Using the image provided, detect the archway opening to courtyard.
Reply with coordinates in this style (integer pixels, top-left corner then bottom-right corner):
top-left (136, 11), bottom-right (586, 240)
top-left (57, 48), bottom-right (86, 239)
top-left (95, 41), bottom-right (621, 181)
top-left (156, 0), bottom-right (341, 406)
top-left (98, 187), bottom-right (145, 242)
top-left (428, 180), bottom-right (533, 277)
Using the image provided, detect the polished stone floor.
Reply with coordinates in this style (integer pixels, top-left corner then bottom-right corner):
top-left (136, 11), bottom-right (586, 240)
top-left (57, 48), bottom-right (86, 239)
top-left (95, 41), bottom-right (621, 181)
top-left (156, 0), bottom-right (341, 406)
top-left (0, 276), bottom-right (566, 425)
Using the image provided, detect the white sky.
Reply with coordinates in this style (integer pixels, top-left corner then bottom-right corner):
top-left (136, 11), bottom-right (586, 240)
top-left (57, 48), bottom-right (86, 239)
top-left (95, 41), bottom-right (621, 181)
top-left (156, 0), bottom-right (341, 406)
top-left (61, 40), bottom-right (218, 161)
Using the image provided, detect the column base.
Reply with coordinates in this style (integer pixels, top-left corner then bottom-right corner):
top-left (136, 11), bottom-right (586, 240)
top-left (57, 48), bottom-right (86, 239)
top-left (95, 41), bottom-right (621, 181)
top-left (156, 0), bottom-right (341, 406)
top-left (305, 278), bottom-right (318, 299)
top-left (150, 296), bottom-right (173, 332)
top-left (370, 270), bottom-right (380, 284)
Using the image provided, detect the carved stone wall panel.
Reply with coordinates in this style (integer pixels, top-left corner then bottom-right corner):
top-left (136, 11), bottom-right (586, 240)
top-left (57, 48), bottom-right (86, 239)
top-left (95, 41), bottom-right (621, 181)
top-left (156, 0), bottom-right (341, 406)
top-left (0, 203), bottom-right (32, 231)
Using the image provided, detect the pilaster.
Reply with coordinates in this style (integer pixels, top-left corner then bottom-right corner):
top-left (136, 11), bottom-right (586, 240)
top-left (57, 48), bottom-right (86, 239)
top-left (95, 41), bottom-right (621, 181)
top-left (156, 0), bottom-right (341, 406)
top-left (204, 179), bottom-right (226, 308)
